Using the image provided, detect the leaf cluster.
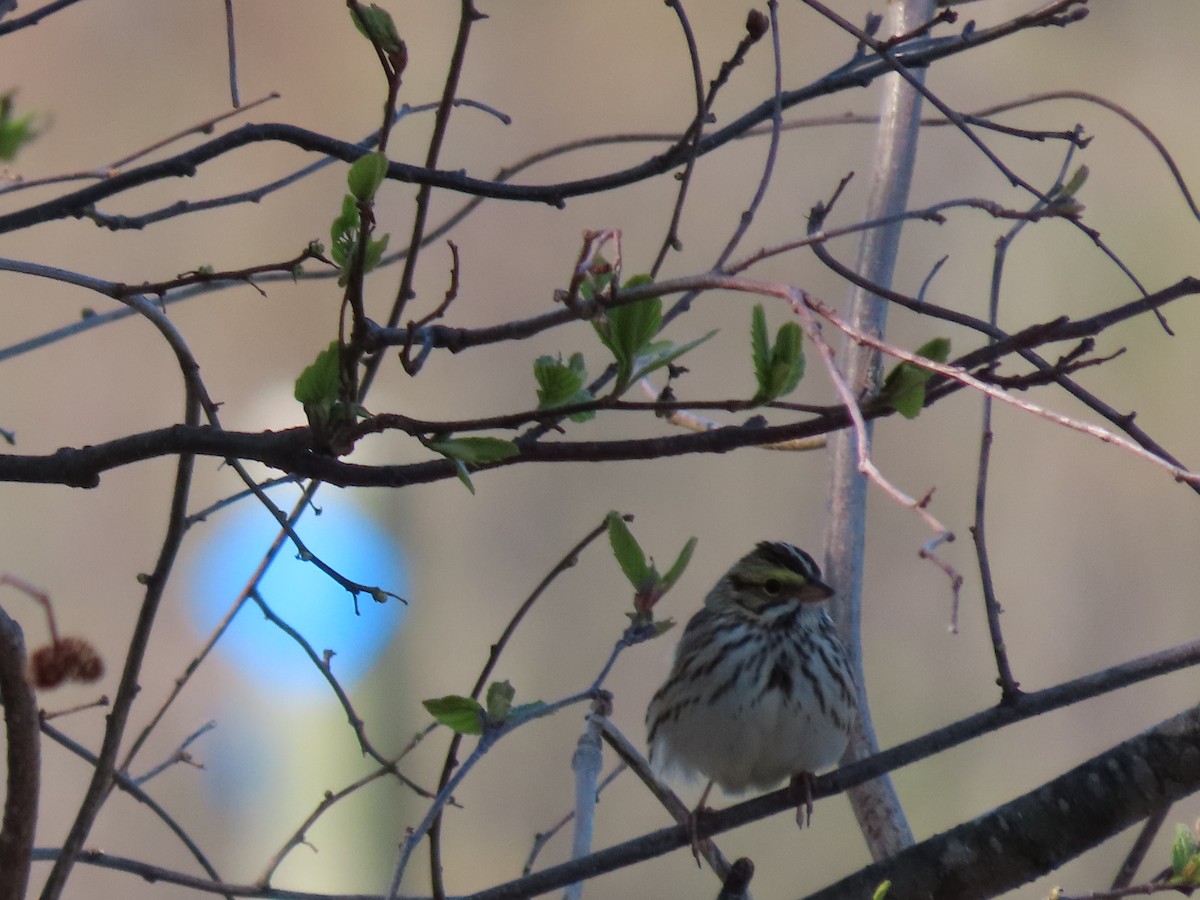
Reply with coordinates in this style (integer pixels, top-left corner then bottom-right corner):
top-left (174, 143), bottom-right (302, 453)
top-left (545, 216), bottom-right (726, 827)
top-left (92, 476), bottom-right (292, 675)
top-left (293, 341), bottom-right (365, 438)
top-left (1171, 822), bottom-right (1200, 886)
top-left (606, 511), bottom-right (694, 631)
top-left (880, 337), bottom-right (951, 419)
top-left (749, 303), bottom-right (805, 404)
top-left (330, 153), bottom-right (391, 287)
top-left (422, 680), bottom-right (545, 736)
top-left (589, 273), bottom-right (715, 396)
top-left (0, 92), bottom-right (38, 162)
top-left (350, 2), bottom-right (408, 70)
top-left (533, 353), bottom-right (595, 422)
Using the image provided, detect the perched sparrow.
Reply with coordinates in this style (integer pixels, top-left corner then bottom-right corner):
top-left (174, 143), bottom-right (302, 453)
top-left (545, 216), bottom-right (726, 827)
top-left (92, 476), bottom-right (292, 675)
top-left (646, 542), bottom-right (856, 846)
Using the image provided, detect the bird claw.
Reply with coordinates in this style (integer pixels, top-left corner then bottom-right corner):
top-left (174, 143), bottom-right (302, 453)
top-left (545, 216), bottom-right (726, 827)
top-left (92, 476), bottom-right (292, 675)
top-left (788, 772), bottom-right (815, 828)
top-left (686, 779), bottom-right (717, 867)
top-left (687, 805), bottom-right (715, 867)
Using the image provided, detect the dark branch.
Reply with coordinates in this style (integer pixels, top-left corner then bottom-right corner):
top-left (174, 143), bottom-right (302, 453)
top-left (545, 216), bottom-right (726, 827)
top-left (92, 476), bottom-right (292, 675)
top-left (0, 1), bottom-right (1089, 235)
top-left (810, 705), bottom-right (1200, 899)
top-left (0, 607), bottom-right (38, 900)
top-left (461, 639), bottom-right (1200, 899)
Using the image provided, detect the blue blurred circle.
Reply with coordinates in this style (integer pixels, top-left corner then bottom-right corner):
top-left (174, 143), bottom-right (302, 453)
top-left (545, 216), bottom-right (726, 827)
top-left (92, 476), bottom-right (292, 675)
top-left (183, 492), bottom-right (407, 696)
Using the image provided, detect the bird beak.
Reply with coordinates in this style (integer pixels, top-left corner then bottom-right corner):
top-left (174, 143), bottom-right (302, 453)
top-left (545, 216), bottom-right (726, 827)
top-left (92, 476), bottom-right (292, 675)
top-left (798, 578), bottom-right (834, 603)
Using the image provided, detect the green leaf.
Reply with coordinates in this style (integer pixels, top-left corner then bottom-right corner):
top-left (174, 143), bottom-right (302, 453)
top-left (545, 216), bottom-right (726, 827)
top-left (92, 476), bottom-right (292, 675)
top-left (350, 3), bottom-right (405, 56)
top-left (1054, 164), bottom-right (1089, 201)
top-left (1173, 824), bottom-right (1191, 877)
top-left (427, 436), bottom-right (519, 466)
top-left (881, 337), bottom-right (951, 419)
top-left (533, 353), bottom-right (594, 420)
top-left (294, 341), bottom-right (342, 407)
top-left (535, 353), bottom-right (584, 403)
top-left (606, 512), bottom-right (649, 588)
top-left (485, 680), bottom-right (515, 724)
top-left (660, 536), bottom-right (697, 593)
top-left (330, 193), bottom-right (390, 286)
top-left (594, 296), bottom-right (661, 390)
top-left (750, 304), bottom-right (770, 392)
top-left (591, 275), bottom-right (712, 394)
top-left (915, 336), bottom-right (951, 363)
top-left (426, 436), bottom-right (518, 494)
top-left (532, 355), bottom-right (583, 405)
top-left (750, 306), bottom-right (805, 403)
top-left (423, 695), bottom-right (484, 735)
top-left (608, 297), bottom-right (662, 362)
top-left (294, 341), bottom-right (362, 436)
top-left (362, 233), bottom-right (389, 273)
top-left (765, 322), bottom-right (804, 396)
top-left (347, 151), bottom-right (389, 202)
top-left (449, 457), bottom-right (475, 494)
top-left (0, 94), bottom-right (38, 162)
top-left (330, 195), bottom-right (360, 269)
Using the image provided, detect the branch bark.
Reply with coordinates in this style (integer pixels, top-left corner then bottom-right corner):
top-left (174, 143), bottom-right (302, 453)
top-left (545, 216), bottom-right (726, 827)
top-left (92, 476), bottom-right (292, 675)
top-left (809, 704), bottom-right (1200, 899)
top-left (0, 606), bottom-right (38, 900)
top-left (823, 0), bottom-right (933, 859)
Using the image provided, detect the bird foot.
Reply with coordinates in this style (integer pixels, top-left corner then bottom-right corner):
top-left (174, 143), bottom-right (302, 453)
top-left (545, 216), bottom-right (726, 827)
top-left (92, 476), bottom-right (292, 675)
top-left (687, 805), bottom-right (716, 867)
top-left (686, 779), bottom-right (717, 867)
top-left (788, 772), bottom-right (816, 828)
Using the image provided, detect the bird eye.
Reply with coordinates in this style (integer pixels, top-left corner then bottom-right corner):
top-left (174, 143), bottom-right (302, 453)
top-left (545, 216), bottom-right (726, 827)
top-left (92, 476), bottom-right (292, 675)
top-left (763, 578), bottom-right (782, 596)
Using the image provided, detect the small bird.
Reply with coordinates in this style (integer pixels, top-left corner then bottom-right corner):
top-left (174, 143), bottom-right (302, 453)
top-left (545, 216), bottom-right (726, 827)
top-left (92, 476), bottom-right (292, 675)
top-left (645, 542), bottom-right (857, 842)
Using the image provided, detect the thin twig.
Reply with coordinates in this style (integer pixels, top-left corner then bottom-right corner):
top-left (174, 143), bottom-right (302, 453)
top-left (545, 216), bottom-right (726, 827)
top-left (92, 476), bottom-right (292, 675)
top-left (258, 759), bottom-right (407, 886)
top-left (807, 295), bottom-right (1200, 486)
top-left (389, 689), bottom-right (606, 899)
top-left (247, 589), bottom-right (433, 797)
top-left (40, 720), bottom-right (233, 900)
top-left (132, 720), bottom-right (216, 785)
top-left (800, 0), bottom-right (1163, 330)
top-left (596, 717), bottom-right (737, 881)
top-left (37, 296), bottom-right (203, 899)
top-left (633, 376), bottom-right (826, 452)
top-left (523, 763), bottom-right (627, 875)
top-left (427, 516), bottom-right (623, 897)
top-left (795, 292), bottom-right (960, 588)
top-left (0, 0), bottom-right (86, 36)
top-left (1110, 806), bottom-right (1171, 891)
top-left (971, 141), bottom-right (1081, 695)
top-left (383, 0), bottom-right (481, 335)
top-left (224, 0), bottom-right (239, 107)
top-left (120, 486), bottom-right (311, 770)
top-left (710, 3), bottom-right (782, 271)
top-left (649, 0), bottom-right (705, 278)
top-left (0, 3), bottom-right (1091, 238)
top-left (40, 695), bottom-right (109, 721)
top-left (961, 89), bottom-right (1200, 224)
top-left (0, 93), bottom-right (278, 199)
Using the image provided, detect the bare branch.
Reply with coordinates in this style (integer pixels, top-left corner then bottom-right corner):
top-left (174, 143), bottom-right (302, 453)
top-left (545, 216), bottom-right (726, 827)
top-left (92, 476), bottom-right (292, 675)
top-left (0, 606), bottom-right (37, 900)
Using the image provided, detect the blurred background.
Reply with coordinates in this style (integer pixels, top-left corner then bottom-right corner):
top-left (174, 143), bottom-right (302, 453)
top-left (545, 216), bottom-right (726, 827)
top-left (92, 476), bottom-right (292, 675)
top-left (2, 0), bottom-right (1199, 897)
